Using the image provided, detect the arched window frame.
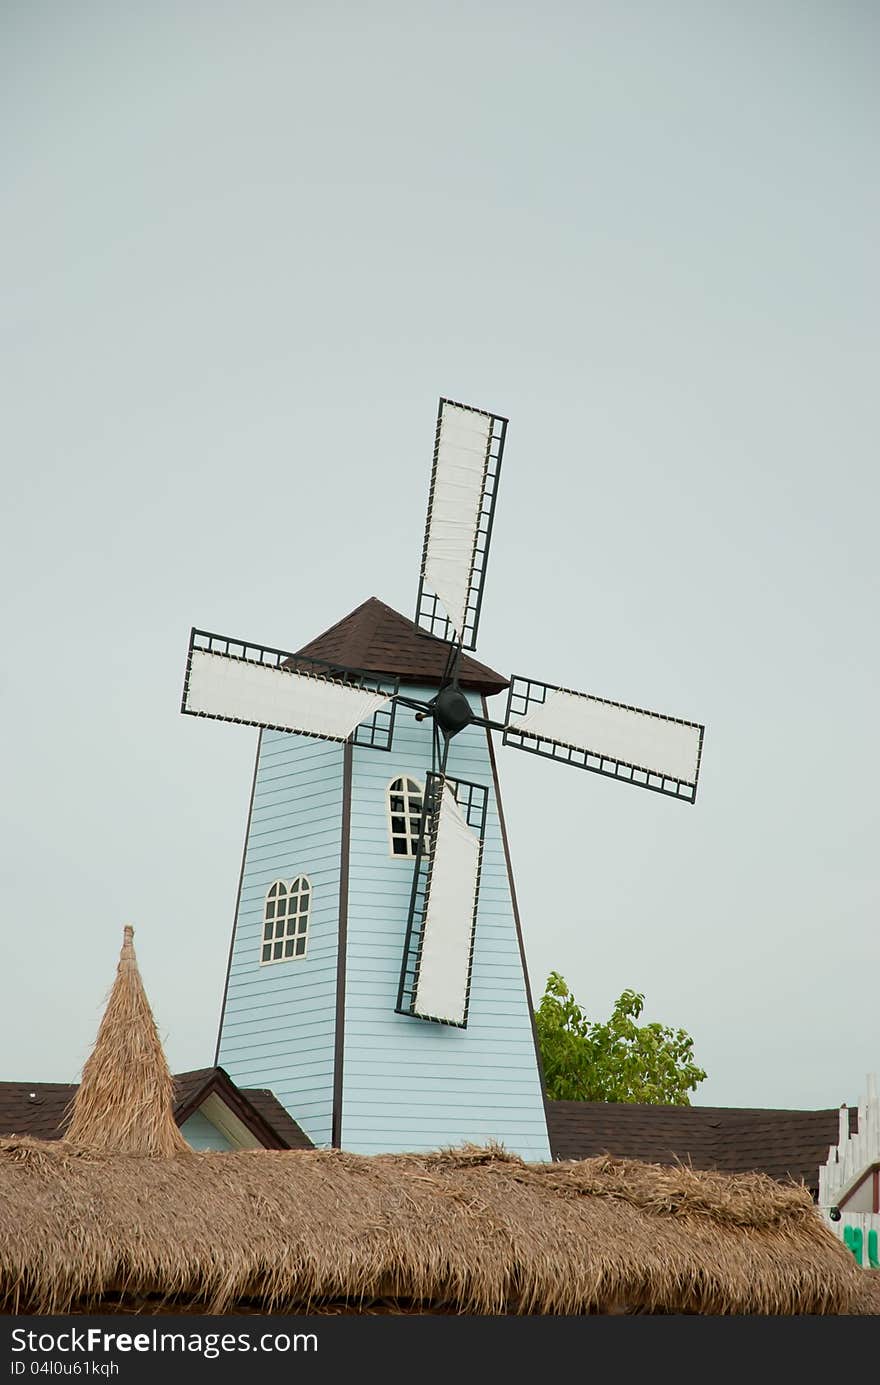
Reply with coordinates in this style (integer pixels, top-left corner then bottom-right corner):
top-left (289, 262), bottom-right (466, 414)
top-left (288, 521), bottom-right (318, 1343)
top-left (386, 776), bottom-right (426, 859)
top-left (259, 876), bottom-right (311, 965)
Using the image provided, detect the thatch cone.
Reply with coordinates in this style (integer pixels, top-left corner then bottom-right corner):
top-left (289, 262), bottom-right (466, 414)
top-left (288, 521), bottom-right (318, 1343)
top-left (65, 926), bottom-right (190, 1157)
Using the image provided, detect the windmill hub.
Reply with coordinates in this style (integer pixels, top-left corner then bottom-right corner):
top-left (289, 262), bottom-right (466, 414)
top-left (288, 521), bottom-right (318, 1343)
top-left (431, 684), bottom-right (473, 738)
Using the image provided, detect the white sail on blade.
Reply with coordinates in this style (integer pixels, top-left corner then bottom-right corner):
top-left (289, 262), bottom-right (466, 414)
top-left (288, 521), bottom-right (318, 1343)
top-left (185, 649), bottom-right (390, 741)
top-left (509, 687), bottom-right (701, 785)
top-left (412, 784), bottom-right (481, 1025)
top-left (421, 402), bottom-right (493, 640)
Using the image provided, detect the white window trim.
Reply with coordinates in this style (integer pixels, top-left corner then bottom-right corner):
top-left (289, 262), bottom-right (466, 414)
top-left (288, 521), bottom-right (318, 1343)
top-left (196, 1094), bottom-right (262, 1150)
top-left (259, 875), bottom-right (311, 965)
top-left (386, 775), bottom-right (425, 859)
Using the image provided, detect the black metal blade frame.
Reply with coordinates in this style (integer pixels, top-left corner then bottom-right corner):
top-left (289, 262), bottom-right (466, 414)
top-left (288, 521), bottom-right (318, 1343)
top-left (415, 397), bottom-right (508, 651)
top-left (502, 675), bottom-right (705, 804)
top-left (396, 772), bottom-right (489, 1028)
top-left (181, 627), bottom-right (399, 750)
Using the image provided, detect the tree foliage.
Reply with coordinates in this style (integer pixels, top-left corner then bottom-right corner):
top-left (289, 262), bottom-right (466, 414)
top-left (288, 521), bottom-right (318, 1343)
top-left (535, 971), bottom-right (707, 1104)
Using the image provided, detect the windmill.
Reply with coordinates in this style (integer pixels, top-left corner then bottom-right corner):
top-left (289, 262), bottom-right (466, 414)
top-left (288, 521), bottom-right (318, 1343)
top-left (181, 399), bottom-right (704, 1155)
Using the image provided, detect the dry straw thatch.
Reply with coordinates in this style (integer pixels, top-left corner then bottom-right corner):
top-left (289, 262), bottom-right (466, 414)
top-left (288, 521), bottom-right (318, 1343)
top-left (850, 1270), bottom-right (880, 1315)
top-left (65, 926), bottom-right (188, 1157)
top-left (0, 1137), bottom-right (868, 1315)
top-left (0, 926), bottom-right (870, 1316)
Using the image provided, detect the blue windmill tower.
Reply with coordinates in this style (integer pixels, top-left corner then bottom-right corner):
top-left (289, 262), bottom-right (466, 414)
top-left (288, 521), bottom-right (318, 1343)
top-left (181, 399), bottom-right (705, 1157)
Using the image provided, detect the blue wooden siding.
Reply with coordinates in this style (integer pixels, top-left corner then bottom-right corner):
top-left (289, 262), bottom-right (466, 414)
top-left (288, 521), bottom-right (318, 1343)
top-left (344, 684), bottom-right (550, 1160)
top-left (180, 1109), bottom-right (236, 1152)
top-left (216, 730), bottom-right (343, 1148)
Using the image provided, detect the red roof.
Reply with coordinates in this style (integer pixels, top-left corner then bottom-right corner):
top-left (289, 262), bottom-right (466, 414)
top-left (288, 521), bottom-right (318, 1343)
top-left (296, 597), bottom-right (509, 696)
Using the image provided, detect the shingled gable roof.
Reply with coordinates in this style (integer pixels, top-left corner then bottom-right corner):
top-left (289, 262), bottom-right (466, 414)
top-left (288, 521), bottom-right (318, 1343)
top-left (295, 596), bottom-right (509, 696)
top-left (0, 1068), bottom-right (311, 1151)
top-left (172, 1068), bottom-right (312, 1151)
top-left (547, 1100), bottom-right (859, 1193)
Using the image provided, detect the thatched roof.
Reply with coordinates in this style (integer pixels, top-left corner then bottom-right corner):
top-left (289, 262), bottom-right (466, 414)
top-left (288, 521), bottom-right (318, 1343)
top-left (65, 926), bottom-right (188, 1157)
top-left (4, 925), bottom-right (871, 1316)
top-left (851, 1270), bottom-right (880, 1315)
top-left (0, 1139), bottom-right (869, 1315)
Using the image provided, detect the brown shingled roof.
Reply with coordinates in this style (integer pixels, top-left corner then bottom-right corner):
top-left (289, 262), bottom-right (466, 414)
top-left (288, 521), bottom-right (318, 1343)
top-left (0, 1069), bottom-right (311, 1152)
top-left (172, 1068), bottom-right (312, 1151)
top-left (3, 1080), bottom-right (852, 1191)
top-left (295, 596), bottom-right (509, 696)
top-left (0, 1084), bottom-right (75, 1142)
top-left (547, 1100), bottom-right (857, 1192)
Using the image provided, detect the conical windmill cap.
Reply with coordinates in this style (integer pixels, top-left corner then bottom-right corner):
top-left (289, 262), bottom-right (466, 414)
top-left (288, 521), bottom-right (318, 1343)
top-left (295, 597), bottom-right (509, 696)
top-left (65, 926), bottom-right (189, 1157)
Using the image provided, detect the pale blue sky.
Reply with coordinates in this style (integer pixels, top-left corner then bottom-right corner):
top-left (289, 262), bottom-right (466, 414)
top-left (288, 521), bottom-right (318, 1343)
top-left (1, 2), bottom-right (877, 1109)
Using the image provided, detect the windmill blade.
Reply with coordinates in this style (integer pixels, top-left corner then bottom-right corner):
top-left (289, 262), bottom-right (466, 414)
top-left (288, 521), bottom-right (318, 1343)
top-left (503, 676), bottom-right (704, 803)
top-left (397, 775), bottom-right (488, 1027)
top-left (415, 397), bottom-right (507, 651)
top-left (181, 629), bottom-right (399, 749)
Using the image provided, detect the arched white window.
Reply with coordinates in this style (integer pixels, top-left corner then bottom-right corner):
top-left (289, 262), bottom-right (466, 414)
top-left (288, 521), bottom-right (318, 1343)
top-left (260, 877), bottom-right (310, 964)
top-left (387, 777), bottom-right (424, 857)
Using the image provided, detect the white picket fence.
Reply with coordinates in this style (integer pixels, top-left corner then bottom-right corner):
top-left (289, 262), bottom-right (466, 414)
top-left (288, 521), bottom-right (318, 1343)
top-left (820, 1210), bottom-right (880, 1268)
top-left (818, 1074), bottom-right (879, 1269)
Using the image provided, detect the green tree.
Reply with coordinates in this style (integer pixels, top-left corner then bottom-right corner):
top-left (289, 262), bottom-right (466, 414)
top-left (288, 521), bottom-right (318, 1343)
top-left (535, 971), bottom-right (707, 1104)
